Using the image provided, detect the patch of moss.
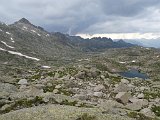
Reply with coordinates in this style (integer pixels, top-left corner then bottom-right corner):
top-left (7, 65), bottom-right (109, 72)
top-left (144, 91), bottom-right (160, 100)
top-left (14, 96), bottom-right (44, 108)
top-left (57, 71), bottom-right (67, 78)
top-left (153, 78), bottom-right (160, 82)
top-left (95, 63), bottom-right (109, 71)
top-left (78, 103), bottom-right (94, 108)
top-left (66, 67), bottom-right (78, 76)
top-left (1, 107), bottom-right (12, 114)
top-left (0, 96), bottom-right (44, 114)
top-left (30, 74), bottom-right (41, 80)
top-left (109, 76), bottom-right (121, 84)
top-left (76, 113), bottom-right (96, 120)
top-left (46, 71), bottom-right (55, 77)
top-left (57, 88), bottom-right (74, 96)
top-left (151, 105), bottom-right (160, 117)
top-left (43, 85), bottom-right (55, 93)
top-left (60, 99), bottom-right (78, 106)
top-left (127, 111), bottom-right (155, 120)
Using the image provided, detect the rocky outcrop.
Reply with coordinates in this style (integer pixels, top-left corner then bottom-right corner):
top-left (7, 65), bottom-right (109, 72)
top-left (0, 67), bottom-right (159, 120)
top-left (0, 105), bottom-right (133, 120)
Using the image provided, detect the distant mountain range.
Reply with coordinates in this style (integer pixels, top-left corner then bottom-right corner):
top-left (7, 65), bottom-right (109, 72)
top-left (123, 39), bottom-right (160, 48)
top-left (0, 18), bottom-right (136, 66)
top-left (53, 33), bottom-right (135, 52)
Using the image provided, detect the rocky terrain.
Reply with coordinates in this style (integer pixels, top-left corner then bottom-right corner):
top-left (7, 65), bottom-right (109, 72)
top-left (0, 18), bottom-right (135, 67)
top-left (0, 18), bottom-right (160, 120)
top-left (0, 66), bottom-right (160, 120)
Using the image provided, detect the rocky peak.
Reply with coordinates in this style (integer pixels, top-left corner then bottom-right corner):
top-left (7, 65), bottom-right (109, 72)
top-left (16, 18), bottom-right (31, 25)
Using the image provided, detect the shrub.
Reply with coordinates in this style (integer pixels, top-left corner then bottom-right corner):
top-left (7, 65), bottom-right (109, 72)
top-left (76, 113), bottom-right (96, 120)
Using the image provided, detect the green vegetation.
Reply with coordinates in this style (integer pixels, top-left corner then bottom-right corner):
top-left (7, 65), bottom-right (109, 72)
top-left (78, 103), bottom-right (94, 108)
top-left (30, 74), bottom-right (41, 80)
top-left (0, 96), bottom-right (44, 114)
top-left (152, 105), bottom-right (160, 117)
top-left (95, 63), bottom-right (109, 71)
top-left (46, 71), bottom-right (55, 77)
top-left (57, 67), bottom-right (78, 78)
top-left (127, 111), bottom-right (155, 120)
top-left (76, 113), bottom-right (96, 120)
top-left (60, 99), bottom-right (78, 106)
top-left (57, 88), bottom-right (74, 96)
top-left (109, 76), bottom-right (122, 84)
top-left (144, 91), bottom-right (160, 100)
top-left (43, 85), bottom-right (55, 93)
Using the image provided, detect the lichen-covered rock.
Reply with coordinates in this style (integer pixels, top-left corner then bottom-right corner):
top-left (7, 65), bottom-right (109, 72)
top-left (94, 84), bottom-right (105, 92)
top-left (140, 108), bottom-right (155, 118)
top-left (114, 83), bottom-right (131, 93)
top-left (137, 93), bottom-right (144, 99)
top-left (18, 79), bottom-right (28, 85)
top-left (121, 79), bottom-right (129, 84)
top-left (0, 83), bottom-right (17, 93)
top-left (125, 99), bottom-right (148, 111)
top-left (93, 92), bottom-right (103, 97)
top-left (115, 92), bottom-right (132, 104)
top-left (0, 104), bottom-right (134, 120)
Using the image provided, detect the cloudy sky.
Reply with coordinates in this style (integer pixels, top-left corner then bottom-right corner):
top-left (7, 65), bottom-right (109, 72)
top-left (1, 0), bottom-right (160, 39)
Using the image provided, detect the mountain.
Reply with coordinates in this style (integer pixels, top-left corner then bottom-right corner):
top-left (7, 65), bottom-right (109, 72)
top-left (54, 33), bottom-right (136, 52)
top-left (1, 19), bottom-right (160, 120)
top-left (0, 18), bottom-right (136, 67)
top-left (123, 39), bottom-right (160, 48)
top-left (0, 18), bottom-right (79, 67)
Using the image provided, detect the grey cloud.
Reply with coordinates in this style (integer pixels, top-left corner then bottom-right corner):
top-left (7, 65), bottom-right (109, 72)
top-left (100, 0), bottom-right (160, 17)
top-left (0, 0), bottom-right (160, 34)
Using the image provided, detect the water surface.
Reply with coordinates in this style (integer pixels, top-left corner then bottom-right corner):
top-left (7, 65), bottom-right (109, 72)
top-left (118, 69), bottom-right (149, 79)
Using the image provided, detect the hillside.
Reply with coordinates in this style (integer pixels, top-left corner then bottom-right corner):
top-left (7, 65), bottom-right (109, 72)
top-left (1, 19), bottom-right (160, 120)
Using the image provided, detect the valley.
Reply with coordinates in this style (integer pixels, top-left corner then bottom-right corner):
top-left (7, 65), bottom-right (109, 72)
top-left (0, 19), bottom-right (160, 120)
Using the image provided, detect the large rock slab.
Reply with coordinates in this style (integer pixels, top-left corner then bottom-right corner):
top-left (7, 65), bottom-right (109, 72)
top-left (0, 83), bottom-right (17, 93)
top-left (18, 79), bottom-right (28, 85)
top-left (125, 99), bottom-right (148, 111)
top-left (94, 84), bottom-right (105, 92)
top-left (115, 92), bottom-right (132, 104)
top-left (0, 105), bottom-right (133, 120)
top-left (114, 83), bottom-right (131, 93)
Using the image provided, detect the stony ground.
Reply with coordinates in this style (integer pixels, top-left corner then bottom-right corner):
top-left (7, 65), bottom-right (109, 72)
top-left (0, 66), bottom-right (160, 120)
top-left (1, 18), bottom-right (160, 120)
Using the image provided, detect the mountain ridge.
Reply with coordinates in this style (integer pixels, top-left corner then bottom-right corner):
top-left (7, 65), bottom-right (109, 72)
top-left (0, 18), bottom-right (136, 66)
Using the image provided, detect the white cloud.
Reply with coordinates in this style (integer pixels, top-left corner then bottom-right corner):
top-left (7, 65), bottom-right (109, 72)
top-left (77, 33), bottom-right (160, 39)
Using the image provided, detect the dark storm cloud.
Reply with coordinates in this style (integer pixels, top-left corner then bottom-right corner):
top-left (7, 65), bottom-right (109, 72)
top-left (0, 0), bottom-right (160, 34)
top-left (100, 0), bottom-right (160, 16)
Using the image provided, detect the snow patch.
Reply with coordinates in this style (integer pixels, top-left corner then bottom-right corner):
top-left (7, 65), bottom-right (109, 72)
top-left (31, 30), bottom-right (36, 33)
top-left (1, 23), bottom-right (8, 26)
top-left (6, 32), bottom-right (10, 34)
top-left (0, 47), bottom-right (40, 61)
top-left (41, 66), bottom-right (51, 69)
top-left (1, 41), bottom-right (14, 49)
top-left (37, 33), bottom-right (41, 36)
top-left (8, 51), bottom-right (40, 61)
top-left (132, 60), bottom-right (136, 63)
top-left (0, 29), bottom-right (2, 31)
top-left (23, 26), bottom-right (27, 29)
top-left (10, 38), bottom-right (15, 43)
top-left (46, 34), bottom-right (50, 37)
top-left (146, 48), bottom-right (150, 50)
top-left (119, 62), bottom-right (126, 64)
top-left (31, 30), bottom-right (41, 36)
top-left (0, 47), bottom-right (5, 51)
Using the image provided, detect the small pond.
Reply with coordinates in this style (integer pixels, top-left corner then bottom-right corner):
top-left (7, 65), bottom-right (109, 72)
top-left (118, 69), bottom-right (149, 79)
